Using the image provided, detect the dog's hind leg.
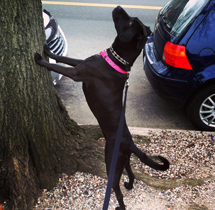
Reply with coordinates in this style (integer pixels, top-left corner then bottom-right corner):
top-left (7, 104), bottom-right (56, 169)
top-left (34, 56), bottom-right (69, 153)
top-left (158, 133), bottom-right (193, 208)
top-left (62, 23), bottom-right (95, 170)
top-left (112, 179), bottom-right (125, 210)
top-left (112, 165), bottom-right (126, 210)
top-left (124, 158), bottom-right (135, 190)
top-left (105, 148), bottom-right (126, 210)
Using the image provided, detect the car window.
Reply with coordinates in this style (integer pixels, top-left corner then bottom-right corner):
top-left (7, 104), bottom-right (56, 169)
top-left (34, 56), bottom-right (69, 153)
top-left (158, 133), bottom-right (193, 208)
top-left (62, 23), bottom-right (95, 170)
top-left (160, 0), bottom-right (210, 37)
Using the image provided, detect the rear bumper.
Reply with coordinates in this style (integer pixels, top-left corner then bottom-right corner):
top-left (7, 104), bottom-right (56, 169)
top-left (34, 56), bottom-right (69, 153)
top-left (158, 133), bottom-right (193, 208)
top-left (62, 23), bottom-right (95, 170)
top-left (144, 36), bottom-right (200, 107)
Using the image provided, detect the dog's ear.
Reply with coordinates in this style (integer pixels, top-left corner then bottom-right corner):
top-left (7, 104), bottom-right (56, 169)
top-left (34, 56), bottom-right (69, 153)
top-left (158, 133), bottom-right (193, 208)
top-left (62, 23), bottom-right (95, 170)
top-left (137, 35), bottom-right (148, 49)
top-left (134, 18), bottom-right (151, 49)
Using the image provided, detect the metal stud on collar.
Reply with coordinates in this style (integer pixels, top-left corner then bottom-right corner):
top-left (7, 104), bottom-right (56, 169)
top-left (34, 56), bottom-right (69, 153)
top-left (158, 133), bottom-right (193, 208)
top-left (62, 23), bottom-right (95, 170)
top-left (110, 47), bottom-right (130, 66)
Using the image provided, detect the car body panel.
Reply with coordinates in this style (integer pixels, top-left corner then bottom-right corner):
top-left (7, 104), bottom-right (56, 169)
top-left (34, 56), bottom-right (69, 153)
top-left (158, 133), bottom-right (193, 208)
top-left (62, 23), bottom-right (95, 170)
top-left (43, 9), bottom-right (68, 85)
top-left (186, 5), bottom-right (215, 83)
top-left (144, 36), bottom-right (201, 107)
top-left (144, 0), bottom-right (215, 106)
top-left (144, 0), bottom-right (215, 130)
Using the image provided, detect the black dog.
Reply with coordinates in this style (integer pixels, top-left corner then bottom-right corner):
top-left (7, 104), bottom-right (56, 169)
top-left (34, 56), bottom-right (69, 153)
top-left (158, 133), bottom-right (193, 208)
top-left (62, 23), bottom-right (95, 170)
top-left (35, 6), bottom-right (169, 210)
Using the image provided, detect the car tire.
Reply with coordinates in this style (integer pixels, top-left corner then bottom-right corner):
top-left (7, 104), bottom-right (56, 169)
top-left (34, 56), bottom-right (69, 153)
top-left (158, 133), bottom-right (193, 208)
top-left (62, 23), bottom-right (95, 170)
top-left (187, 85), bottom-right (215, 131)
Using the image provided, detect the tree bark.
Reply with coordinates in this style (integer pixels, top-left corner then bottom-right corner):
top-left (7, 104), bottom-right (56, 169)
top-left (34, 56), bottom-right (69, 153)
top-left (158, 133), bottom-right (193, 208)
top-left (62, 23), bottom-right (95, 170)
top-left (0, 1), bottom-right (105, 209)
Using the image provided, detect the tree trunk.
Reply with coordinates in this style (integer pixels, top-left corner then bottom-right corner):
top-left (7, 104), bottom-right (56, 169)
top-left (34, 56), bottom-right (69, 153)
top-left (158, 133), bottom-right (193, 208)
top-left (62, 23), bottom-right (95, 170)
top-left (0, 1), bottom-right (106, 209)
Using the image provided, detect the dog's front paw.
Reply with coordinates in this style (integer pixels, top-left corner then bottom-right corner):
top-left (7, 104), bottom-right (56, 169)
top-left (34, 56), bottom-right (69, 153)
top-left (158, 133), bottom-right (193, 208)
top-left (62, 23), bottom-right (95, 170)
top-left (44, 44), bottom-right (52, 56)
top-left (34, 52), bottom-right (43, 63)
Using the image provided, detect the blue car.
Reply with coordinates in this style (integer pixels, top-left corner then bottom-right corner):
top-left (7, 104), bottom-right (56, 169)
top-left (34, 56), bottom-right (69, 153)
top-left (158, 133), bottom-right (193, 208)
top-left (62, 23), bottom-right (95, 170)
top-left (144, 0), bottom-right (215, 131)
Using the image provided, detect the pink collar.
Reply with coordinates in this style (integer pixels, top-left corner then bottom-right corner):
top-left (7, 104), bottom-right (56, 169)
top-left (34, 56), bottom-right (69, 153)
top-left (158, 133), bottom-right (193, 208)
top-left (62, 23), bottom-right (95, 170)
top-left (100, 49), bottom-right (128, 74)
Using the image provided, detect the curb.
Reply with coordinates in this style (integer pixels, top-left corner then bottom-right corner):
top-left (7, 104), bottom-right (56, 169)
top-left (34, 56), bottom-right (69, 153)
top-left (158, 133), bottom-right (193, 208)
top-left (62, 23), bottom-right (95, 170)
top-left (128, 127), bottom-right (209, 136)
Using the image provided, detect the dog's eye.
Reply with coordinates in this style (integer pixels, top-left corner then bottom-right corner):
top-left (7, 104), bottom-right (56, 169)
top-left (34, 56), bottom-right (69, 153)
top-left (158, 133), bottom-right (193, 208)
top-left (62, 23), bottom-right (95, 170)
top-left (129, 21), bottom-right (133, 26)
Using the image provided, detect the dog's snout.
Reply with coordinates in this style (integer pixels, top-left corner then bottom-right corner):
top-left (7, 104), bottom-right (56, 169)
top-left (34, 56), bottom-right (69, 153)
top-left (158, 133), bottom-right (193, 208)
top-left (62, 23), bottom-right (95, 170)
top-left (112, 5), bottom-right (129, 22)
top-left (113, 6), bottom-right (122, 17)
top-left (113, 5), bottom-right (125, 14)
top-left (116, 6), bottom-right (122, 11)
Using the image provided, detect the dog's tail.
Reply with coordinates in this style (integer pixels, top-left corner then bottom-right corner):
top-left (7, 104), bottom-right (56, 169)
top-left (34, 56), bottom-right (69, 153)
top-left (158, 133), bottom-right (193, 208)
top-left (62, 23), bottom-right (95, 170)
top-left (131, 144), bottom-right (169, 171)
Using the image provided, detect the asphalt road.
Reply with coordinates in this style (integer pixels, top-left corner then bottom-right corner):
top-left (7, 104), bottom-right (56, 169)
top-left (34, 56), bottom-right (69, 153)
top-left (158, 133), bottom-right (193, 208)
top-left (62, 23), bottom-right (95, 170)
top-left (42, 0), bottom-right (196, 130)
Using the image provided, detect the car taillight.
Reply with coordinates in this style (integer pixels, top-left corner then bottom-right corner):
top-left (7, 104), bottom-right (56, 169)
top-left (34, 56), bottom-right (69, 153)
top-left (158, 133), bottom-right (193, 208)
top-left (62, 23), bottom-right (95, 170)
top-left (162, 41), bottom-right (193, 70)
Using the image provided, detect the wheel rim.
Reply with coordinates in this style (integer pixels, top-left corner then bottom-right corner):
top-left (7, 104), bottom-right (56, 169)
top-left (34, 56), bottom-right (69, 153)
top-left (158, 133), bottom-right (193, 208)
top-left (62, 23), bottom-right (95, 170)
top-left (200, 93), bottom-right (215, 127)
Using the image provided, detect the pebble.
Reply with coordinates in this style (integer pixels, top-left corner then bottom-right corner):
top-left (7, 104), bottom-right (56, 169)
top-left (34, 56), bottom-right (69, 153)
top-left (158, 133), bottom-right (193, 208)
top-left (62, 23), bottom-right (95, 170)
top-left (33, 130), bottom-right (215, 210)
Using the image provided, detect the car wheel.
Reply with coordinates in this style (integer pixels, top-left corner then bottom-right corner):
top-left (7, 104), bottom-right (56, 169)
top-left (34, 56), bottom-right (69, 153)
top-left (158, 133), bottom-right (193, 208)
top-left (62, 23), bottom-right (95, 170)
top-left (187, 85), bottom-right (215, 131)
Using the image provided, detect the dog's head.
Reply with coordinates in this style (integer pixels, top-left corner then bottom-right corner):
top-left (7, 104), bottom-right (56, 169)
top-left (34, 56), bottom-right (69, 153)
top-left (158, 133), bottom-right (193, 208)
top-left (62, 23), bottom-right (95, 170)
top-left (112, 6), bottom-right (151, 49)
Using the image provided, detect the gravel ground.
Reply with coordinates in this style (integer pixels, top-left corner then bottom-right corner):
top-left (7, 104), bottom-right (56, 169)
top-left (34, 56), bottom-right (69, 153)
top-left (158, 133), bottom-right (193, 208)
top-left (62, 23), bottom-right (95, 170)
top-left (34, 130), bottom-right (215, 210)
